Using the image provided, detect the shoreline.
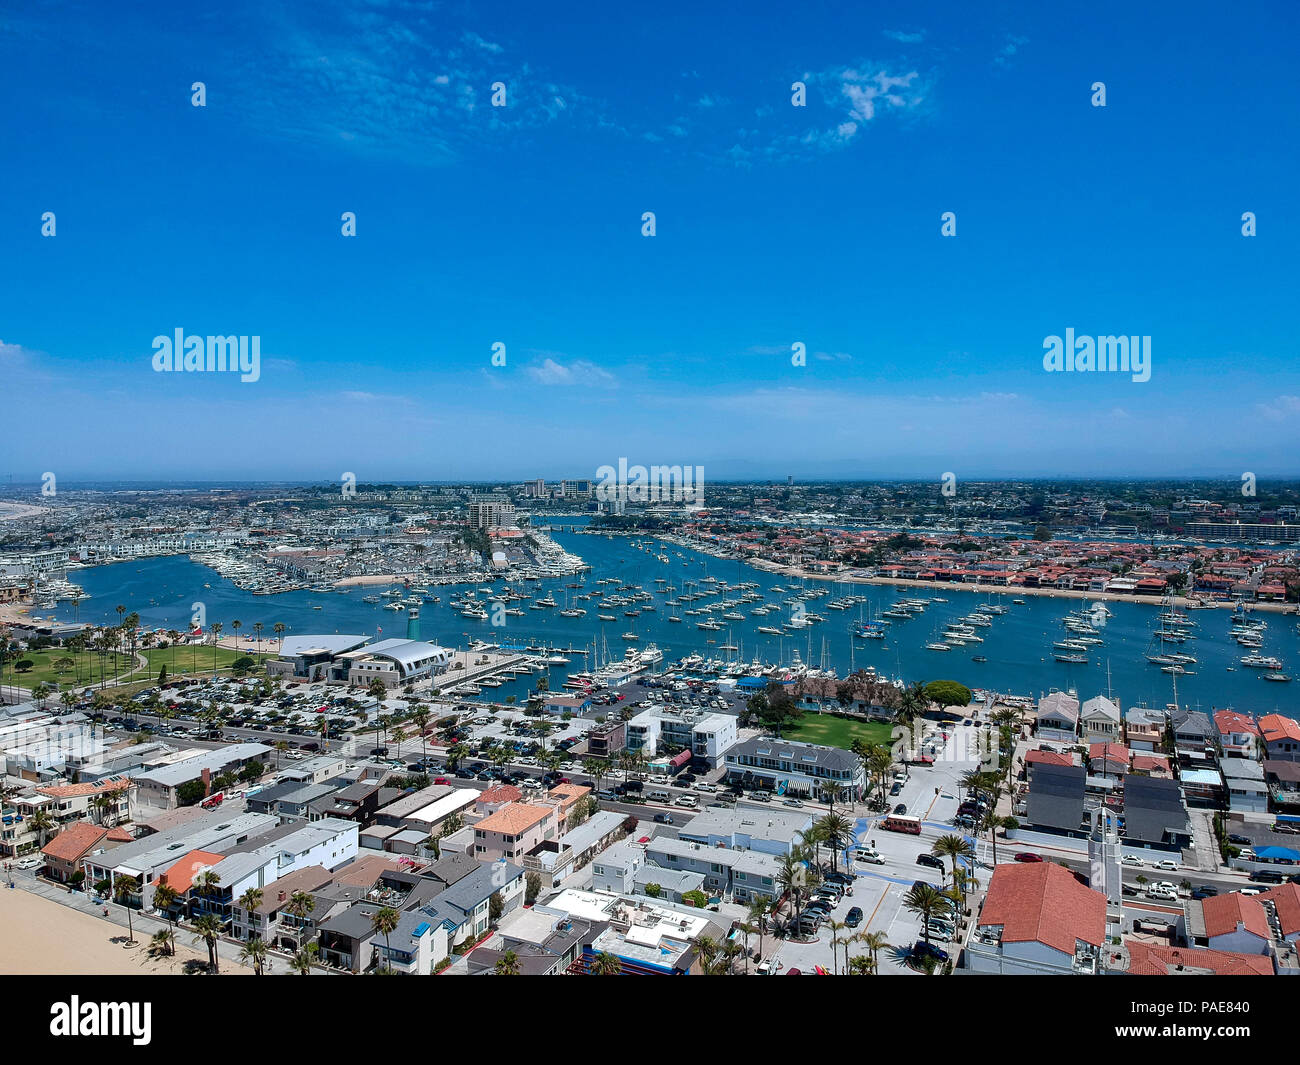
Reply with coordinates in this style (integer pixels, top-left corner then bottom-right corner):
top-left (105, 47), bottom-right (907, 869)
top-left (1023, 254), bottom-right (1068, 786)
top-left (698, 554), bottom-right (1299, 615)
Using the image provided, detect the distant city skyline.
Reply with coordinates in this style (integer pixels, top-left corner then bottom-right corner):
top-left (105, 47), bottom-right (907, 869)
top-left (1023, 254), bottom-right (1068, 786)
top-left (2, 0), bottom-right (1298, 480)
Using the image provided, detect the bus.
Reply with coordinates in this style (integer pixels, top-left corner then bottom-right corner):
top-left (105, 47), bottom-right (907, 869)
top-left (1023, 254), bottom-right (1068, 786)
top-left (881, 814), bottom-right (922, 835)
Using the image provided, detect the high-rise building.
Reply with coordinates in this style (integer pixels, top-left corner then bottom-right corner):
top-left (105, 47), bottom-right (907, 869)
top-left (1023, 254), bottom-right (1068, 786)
top-left (467, 495), bottom-right (515, 530)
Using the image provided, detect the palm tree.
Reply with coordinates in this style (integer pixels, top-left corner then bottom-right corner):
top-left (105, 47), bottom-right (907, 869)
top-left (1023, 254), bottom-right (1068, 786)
top-left (589, 950), bottom-right (622, 975)
top-left (848, 953), bottom-right (875, 974)
top-left (932, 833), bottom-right (976, 898)
top-left (192, 913), bottom-right (222, 973)
top-left (826, 919), bottom-right (848, 975)
top-left (370, 906), bottom-right (401, 973)
top-left (209, 623), bottom-right (222, 676)
top-left (230, 619), bottom-right (242, 651)
top-left (273, 622), bottom-right (286, 652)
top-left (746, 896), bottom-right (770, 962)
top-left (113, 875), bottom-right (142, 944)
top-left (152, 882), bottom-right (181, 941)
top-left (902, 882), bottom-right (946, 945)
top-left (813, 812), bottom-right (853, 873)
top-left (252, 621), bottom-right (264, 652)
top-left (411, 708), bottom-right (431, 765)
top-left (193, 869), bottom-right (223, 918)
top-left (28, 809), bottom-right (56, 851)
top-left (239, 935), bottom-right (270, 975)
top-left (861, 929), bottom-right (891, 973)
top-left (149, 927), bottom-right (177, 958)
top-left (237, 887), bottom-right (264, 936)
top-left (289, 941), bottom-right (319, 975)
top-left (494, 949), bottom-right (521, 975)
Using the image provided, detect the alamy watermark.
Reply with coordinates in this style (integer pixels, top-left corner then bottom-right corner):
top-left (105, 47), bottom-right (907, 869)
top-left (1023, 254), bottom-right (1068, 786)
top-left (1042, 329), bottom-right (1150, 383)
top-left (151, 329), bottom-right (261, 382)
top-left (595, 459), bottom-right (705, 507)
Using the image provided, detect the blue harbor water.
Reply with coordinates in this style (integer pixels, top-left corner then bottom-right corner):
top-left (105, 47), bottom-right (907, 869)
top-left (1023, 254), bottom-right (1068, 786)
top-left (52, 526), bottom-right (1300, 720)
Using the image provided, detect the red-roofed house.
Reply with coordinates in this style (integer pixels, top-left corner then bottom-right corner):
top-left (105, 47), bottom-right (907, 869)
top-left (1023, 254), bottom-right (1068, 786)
top-left (1261, 883), bottom-right (1300, 943)
top-left (1215, 711), bottom-right (1261, 759)
top-left (41, 822), bottom-right (110, 883)
top-left (161, 849), bottom-right (225, 895)
top-left (1026, 749), bottom-right (1076, 770)
top-left (966, 863), bottom-right (1106, 974)
top-left (1088, 742), bottom-right (1131, 777)
top-left (1259, 715), bottom-right (1300, 762)
top-left (1130, 754), bottom-right (1172, 778)
top-left (1114, 940), bottom-right (1273, 976)
top-left (1193, 892), bottom-right (1273, 954)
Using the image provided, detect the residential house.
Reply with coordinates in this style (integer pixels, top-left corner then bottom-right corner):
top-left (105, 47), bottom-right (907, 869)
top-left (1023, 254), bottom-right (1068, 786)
top-left (1080, 696), bottom-right (1122, 743)
top-left (1124, 707), bottom-right (1165, 754)
top-left (1260, 714), bottom-right (1300, 763)
top-left (1215, 711), bottom-right (1261, 760)
top-left (965, 862), bottom-right (1107, 974)
top-left (1035, 692), bottom-right (1080, 744)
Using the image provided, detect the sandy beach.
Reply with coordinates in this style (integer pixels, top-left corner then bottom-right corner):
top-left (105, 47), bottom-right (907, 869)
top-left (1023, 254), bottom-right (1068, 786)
top-left (0, 886), bottom-right (244, 975)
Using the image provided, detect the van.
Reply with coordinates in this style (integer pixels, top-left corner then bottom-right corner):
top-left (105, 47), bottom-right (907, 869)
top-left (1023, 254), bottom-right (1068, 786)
top-left (648, 789), bottom-right (672, 803)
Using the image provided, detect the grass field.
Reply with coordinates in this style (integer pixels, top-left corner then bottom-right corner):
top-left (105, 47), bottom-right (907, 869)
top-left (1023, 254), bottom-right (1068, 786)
top-left (785, 713), bottom-right (893, 750)
top-left (5, 644), bottom-right (271, 692)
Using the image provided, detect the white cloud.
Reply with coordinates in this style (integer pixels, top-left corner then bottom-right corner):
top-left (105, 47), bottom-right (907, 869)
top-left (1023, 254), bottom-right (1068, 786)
top-left (525, 357), bottom-right (618, 388)
top-left (884, 29), bottom-right (926, 43)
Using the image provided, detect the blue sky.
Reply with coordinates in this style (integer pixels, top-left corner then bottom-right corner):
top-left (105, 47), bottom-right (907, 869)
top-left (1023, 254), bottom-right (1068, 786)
top-left (1, 0), bottom-right (1298, 483)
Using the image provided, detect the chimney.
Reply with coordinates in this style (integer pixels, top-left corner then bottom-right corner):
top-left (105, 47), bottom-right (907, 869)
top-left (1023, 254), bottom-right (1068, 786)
top-left (278, 890), bottom-right (286, 902)
top-left (201, 767), bottom-right (212, 797)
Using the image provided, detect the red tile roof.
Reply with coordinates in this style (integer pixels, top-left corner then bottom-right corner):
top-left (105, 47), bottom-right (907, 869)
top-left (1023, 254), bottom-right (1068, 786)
top-left (1201, 892), bottom-right (1271, 942)
top-left (41, 822), bottom-right (108, 863)
top-left (1214, 710), bottom-right (1260, 737)
top-left (1119, 941), bottom-right (1272, 976)
top-left (161, 850), bottom-right (225, 893)
top-left (978, 863), bottom-right (1106, 956)
top-left (1261, 883), bottom-right (1300, 938)
top-left (1259, 714), bottom-right (1300, 745)
top-left (1088, 742), bottom-right (1130, 764)
top-left (477, 784), bottom-right (522, 805)
top-left (1026, 750), bottom-right (1075, 768)
top-left (36, 779), bottom-right (131, 799)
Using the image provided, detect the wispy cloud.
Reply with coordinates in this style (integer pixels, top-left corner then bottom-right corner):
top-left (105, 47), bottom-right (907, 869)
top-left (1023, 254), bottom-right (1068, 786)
top-left (994, 34), bottom-right (1029, 67)
top-left (525, 356), bottom-right (618, 388)
top-left (1257, 396), bottom-right (1300, 420)
top-left (883, 29), bottom-right (926, 44)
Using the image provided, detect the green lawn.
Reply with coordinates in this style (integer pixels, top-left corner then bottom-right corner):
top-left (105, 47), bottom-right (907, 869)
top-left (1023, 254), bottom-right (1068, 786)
top-left (785, 713), bottom-right (893, 750)
top-left (6, 644), bottom-right (270, 692)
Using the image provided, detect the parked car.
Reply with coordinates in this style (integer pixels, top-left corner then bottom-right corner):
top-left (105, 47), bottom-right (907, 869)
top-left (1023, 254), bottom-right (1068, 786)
top-left (845, 906), bottom-right (864, 928)
top-left (1013, 852), bottom-right (1043, 863)
top-left (926, 919), bottom-right (955, 939)
top-left (15, 856), bottom-right (42, 870)
top-left (1227, 833), bottom-right (1252, 845)
top-left (1121, 855), bottom-right (1144, 866)
top-left (1250, 870), bottom-right (1284, 884)
top-left (1155, 859), bottom-right (1178, 871)
top-left (911, 941), bottom-right (949, 964)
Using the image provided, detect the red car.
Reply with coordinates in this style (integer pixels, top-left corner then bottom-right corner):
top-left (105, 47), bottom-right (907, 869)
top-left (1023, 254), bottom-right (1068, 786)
top-left (433, 777), bottom-right (449, 786)
top-left (1014, 852), bottom-right (1043, 863)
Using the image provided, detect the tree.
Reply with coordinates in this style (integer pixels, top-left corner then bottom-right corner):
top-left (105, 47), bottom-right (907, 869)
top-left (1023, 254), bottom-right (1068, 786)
top-left (1033, 525), bottom-right (1053, 541)
top-left (28, 809), bottom-right (56, 851)
top-left (152, 882), bottom-right (181, 943)
top-left (488, 890), bottom-right (504, 924)
top-left (290, 941), bottom-right (319, 975)
top-left (932, 834), bottom-right (976, 899)
top-left (494, 950), bottom-right (521, 975)
top-left (284, 890), bottom-right (316, 950)
top-left (923, 680), bottom-right (972, 711)
top-left (861, 930), bottom-right (890, 973)
top-left (589, 950), bottom-right (622, 975)
top-left (238, 886), bottom-right (264, 929)
top-left (176, 779), bottom-right (207, 806)
top-left (525, 872), bottom-right (543, 906)
top-left (370, 906), bottom-right (401, 972)
top-left (113, 875), bottom-right (142, 944)
top-left (149, 928), bottom-right (176, 958)
top-left (239, 935), bottom-right (270, 975)
top-left (192, 913), bottom-right (223, 973)
top-left (902, 882), bottom-right (946, 945)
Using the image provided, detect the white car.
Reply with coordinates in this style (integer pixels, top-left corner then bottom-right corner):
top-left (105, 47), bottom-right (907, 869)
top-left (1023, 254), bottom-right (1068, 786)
top-left (1155, 859), bottom-right (1178, 871)
top-left (1122, 855), bottom-right (1144, 866)
top-left (854, 849), bottom-right (886, 865)
top-left (16, 857), bottom-right (41, 870)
